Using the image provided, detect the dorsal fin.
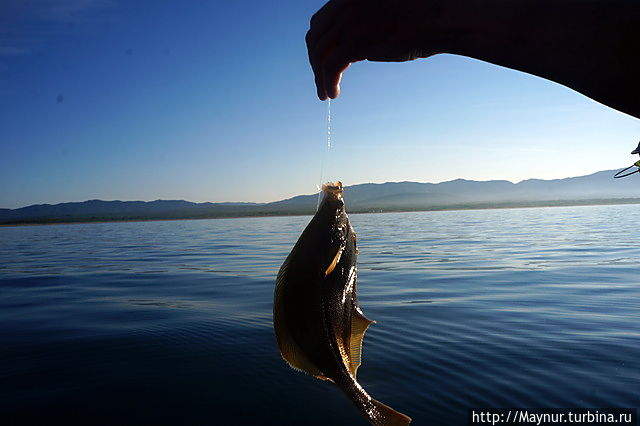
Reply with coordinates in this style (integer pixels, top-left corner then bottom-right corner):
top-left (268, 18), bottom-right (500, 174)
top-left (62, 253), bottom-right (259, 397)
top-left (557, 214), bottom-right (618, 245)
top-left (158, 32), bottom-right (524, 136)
top-left (274, 256), bottom-right (330, 381)
top-left (348, 307), bottom-right (375, 377)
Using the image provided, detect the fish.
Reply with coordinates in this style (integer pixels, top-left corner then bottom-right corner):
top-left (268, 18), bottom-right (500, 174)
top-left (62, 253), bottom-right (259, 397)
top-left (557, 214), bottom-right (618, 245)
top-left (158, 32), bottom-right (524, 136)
top-left (273, 181), bottom-right (411, 426)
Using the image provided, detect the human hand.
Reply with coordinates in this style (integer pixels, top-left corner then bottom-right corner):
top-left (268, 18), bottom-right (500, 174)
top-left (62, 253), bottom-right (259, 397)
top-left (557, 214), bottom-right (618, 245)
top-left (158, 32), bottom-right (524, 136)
top-left (306, 0), bottom-right (442, 100)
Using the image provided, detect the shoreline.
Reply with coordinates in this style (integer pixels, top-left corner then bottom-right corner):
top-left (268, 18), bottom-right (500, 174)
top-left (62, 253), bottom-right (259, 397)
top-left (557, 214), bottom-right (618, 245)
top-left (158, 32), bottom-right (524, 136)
top-left (2, 198), bottom-right (639, 228)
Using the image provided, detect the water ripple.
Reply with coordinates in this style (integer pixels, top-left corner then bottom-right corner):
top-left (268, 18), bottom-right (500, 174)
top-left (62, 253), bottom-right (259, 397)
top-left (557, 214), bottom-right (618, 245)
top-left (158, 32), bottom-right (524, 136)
top-left (1, 206), bottom-right (639, 424)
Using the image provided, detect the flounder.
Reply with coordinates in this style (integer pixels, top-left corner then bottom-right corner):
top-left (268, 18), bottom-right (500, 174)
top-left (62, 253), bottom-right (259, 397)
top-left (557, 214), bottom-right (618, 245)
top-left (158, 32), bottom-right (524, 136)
top-left (274, 181), bottom-right (411, 425)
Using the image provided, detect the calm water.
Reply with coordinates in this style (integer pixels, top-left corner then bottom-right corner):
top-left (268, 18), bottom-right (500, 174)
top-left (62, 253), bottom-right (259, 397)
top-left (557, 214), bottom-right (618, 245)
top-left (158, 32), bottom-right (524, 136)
top-left (1, 205), bottom-right (639, 425)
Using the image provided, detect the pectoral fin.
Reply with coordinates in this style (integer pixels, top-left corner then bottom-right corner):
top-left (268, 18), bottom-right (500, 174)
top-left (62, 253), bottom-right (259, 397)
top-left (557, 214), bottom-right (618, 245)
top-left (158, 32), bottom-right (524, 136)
top-left (324, 246), bottom-right (343, 277)
top-left (348, 307), bottom-right (375, 377)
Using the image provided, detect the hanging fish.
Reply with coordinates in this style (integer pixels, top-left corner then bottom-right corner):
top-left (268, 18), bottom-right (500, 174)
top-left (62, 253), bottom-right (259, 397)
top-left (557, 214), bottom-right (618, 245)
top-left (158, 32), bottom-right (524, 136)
top-left (273, 181), bottom-right (411, 426)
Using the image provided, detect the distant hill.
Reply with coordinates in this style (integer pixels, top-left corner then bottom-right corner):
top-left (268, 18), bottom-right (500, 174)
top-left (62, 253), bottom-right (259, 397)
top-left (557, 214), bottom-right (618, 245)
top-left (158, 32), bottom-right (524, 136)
top-left (2, 170), bottom-right (640, 225)
top-left (0, 200), bottom-right (265, 224)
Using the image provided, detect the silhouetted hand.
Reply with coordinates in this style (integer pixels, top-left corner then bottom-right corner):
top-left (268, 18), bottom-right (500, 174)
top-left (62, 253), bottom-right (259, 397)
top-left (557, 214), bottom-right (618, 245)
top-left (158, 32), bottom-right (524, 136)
top-left (306, 0), bottom-right (640, 119)
top-left (306, 0), bottom-right (442, 100)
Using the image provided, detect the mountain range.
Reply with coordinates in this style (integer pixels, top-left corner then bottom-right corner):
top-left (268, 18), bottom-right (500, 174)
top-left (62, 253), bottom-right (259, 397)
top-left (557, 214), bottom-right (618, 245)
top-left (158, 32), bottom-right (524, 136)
top-left (2, 169), bottom-right (639, 225)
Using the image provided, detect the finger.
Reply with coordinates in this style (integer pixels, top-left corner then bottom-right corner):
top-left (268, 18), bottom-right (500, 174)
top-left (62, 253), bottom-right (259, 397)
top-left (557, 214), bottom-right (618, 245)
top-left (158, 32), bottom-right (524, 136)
top-left (307, 29), bottom-right (327, 100)
top-left (307, 1), bottom-right (348, 100)
top-left (323, 44), bottom-right (357, 99)
top-left (309, 23), bottom-right (346, 100)
top-left (309, 0), bottom-right (347, 42)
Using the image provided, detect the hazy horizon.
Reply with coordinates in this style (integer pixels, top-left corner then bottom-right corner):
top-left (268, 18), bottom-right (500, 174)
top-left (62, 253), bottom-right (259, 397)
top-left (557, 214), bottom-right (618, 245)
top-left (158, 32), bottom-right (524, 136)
top-left (1, 168), bottom-right (628, 210)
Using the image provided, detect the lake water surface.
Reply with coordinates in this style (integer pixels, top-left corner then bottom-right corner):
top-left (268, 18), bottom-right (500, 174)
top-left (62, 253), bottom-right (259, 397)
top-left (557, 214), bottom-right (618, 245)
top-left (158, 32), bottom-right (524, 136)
top-left (1, 205), bottom-right (639, 425)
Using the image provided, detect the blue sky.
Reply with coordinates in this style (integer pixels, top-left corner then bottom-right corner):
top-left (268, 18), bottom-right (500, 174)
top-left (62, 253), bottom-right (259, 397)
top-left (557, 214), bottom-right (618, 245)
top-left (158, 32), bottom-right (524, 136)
top-left (1, 0), bottom-right (639, 209)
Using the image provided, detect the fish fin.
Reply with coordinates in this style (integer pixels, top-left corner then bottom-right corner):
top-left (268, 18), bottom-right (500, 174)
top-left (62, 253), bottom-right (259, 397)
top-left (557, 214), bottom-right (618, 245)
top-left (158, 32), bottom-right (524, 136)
top-left (278, 336), bottom-right (326, 379)
top-left (324, 246), bottom-right (343, 277)
top-left (371, 398), bottom-right (412, 426)
top-left (348, 307), bottom-right (375, 377)
top-left (274, 257), bottom-right (325, 380)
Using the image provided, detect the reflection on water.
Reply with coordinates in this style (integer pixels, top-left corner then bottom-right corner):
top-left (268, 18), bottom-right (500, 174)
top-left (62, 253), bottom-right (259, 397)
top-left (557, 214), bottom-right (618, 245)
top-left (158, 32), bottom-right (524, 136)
top-left (1, 205), bottom-right (639, 425)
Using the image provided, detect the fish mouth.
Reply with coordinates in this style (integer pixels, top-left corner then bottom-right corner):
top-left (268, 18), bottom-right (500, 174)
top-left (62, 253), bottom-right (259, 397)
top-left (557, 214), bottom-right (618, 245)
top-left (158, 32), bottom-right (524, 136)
top-left (321, 181), bottom-right (343, 200)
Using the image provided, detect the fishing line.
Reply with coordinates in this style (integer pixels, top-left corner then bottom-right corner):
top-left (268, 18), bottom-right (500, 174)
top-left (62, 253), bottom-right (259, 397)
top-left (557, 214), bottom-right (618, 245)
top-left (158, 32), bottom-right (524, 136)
top-left (317, 99), bottom-right (332, 210)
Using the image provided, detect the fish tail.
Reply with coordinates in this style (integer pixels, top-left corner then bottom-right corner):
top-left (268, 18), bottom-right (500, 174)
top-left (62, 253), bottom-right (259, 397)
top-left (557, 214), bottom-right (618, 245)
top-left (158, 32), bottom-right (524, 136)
top-left (369, 398), bottom-right (412, 426)
top-left (338, 372), bottom-right (411, 425)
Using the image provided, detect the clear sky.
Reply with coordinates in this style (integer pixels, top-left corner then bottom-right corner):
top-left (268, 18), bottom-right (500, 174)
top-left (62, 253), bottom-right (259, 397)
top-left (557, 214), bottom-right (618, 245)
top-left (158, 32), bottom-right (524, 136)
top-left (2, 0), bottom-right (639, 209)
